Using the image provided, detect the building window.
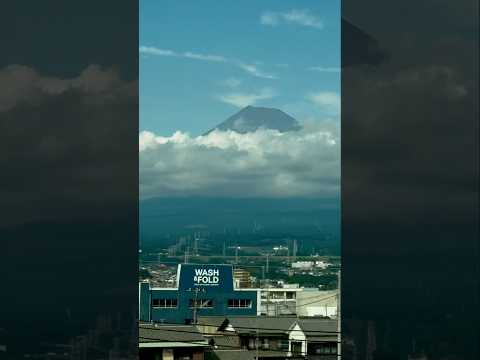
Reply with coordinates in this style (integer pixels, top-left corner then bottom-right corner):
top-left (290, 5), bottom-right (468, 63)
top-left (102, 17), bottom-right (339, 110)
top-left (189, 299), bottom-right (214, 308)
top-left (227, 299), bottom-right (252, 308)
top-left (286, 292), bottom-right (296, 299)
top-left (279, 340), bottom-right (289, 351)
top-left (152, 298), bottom-right (177, 308)
top-left (310, 343), bottom-right (338, 355)
top-left (272, 292), bottom-right (284, 299)
top-left (262, 338), bottom-right (269, 349)
top-left (291, 341), bottom-right (303, 354)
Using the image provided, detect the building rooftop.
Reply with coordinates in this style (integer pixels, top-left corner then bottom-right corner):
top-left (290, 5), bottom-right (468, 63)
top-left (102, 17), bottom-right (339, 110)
top-left (297, 318), bottom-right (339, 342)
top-left (198, 316), bottom-right (338, 339)
top-left (139, 324), bottom-right (208, 347)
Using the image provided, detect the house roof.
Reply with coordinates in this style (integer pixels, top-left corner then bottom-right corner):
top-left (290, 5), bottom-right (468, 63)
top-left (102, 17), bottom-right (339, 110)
top-left (139, 324), bottom-right (208, 347)
top-left (209, 350), bottom-right (255, 360)
top-left (229, 317), bottom-right (297, 335)
top-left (197, 316), bottom-right (230, 330)
top-left (198, 316), bottom-right (339, 342)
top-left (210, 349), bottom-right (288, 360)
top-left (207, 334), bottom-right (240, 349)
top-left (296, 318), bottom-right (338, 342)
top-left (200, 316), bottom-right (298, 335)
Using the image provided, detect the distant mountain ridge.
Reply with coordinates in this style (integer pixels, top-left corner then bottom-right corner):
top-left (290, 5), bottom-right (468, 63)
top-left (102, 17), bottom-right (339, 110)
top-left (140, 196), bottom-right (340, 235)
top-left (204, 105), bottom-right (301, 135)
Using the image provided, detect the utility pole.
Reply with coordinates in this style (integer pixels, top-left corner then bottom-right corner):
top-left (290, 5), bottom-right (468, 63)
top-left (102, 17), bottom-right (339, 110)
top-left (255, 318), bottom-right (259, 360)
top-left (337, 270), bottom-right (341, 360)
top-left (228, 246), bottom-right (240, 264)
top-left (194, 234), bottom-right (198, 256)
top-left (287, 242), bottom-right (290, 266)
top-left (184, 246), bottom-right (189, 264)
top-left (187, 287), bottom-right (205, 324)
top-left (266, 253), bottom-right (270, 275)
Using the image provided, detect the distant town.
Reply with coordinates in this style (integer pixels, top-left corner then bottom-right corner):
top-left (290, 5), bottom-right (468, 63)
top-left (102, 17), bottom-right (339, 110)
top-left (140, 232), bottom-right (340, 291)
top-left (139, 230), bottom-right (341, 360)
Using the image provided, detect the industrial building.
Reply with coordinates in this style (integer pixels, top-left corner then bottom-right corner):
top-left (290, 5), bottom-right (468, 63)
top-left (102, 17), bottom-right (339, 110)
top-left (139, 264), bottom-right (259, 324)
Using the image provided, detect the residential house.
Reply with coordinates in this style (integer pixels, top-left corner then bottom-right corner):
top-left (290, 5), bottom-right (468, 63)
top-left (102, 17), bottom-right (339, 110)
top-left (139, 323), bottom-right (209, 360)
top-left (197, 316), bottom-right (339, 360)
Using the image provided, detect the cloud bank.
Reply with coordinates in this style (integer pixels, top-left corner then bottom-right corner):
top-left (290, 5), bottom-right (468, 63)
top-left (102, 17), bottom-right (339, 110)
top-left (140, 122), bottom-right (339, 200)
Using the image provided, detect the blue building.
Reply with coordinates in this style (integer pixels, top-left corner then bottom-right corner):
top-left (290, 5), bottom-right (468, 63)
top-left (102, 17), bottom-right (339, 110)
top-left (139, 264), bottom-right (259, 324)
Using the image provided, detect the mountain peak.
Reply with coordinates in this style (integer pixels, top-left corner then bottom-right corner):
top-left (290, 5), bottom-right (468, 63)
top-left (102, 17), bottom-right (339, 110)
top-left (205, 106), bottom-right (301, 135)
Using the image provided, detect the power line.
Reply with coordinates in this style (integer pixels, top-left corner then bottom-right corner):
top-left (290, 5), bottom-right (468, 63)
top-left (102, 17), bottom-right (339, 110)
top-left (140, 326), bottom-right (338, 338)
top-left (262, 292), bottom-right (338, 303)
top-left (139, 336), bottom-right (341, 347)
top-left (295, 294), bottom-right (339, 308)
top-left (141, 321), bottom-right (340, 334)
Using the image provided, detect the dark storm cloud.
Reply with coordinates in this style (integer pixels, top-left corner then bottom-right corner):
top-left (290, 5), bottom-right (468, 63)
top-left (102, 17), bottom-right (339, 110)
top-left (1, 64), bottom-right (138, 356)
top-left (341, 1), bottom-right (478, 359)
top-left (0, 65), bottom-right (138, 227)
top-left (342, 2), bottom-right (478, 227)
top-left (341, 18), bottom-right (389, 67)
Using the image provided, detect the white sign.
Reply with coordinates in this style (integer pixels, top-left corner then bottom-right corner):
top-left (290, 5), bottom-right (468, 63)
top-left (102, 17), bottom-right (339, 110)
top-left (194, 268), bottom-right (220, 285)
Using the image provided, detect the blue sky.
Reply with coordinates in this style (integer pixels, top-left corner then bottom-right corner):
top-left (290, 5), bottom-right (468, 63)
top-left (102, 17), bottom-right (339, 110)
top-left (140, 0), bottom-right (340, 136)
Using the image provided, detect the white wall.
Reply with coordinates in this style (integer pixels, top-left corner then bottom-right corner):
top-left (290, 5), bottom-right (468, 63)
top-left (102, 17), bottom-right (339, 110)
top-left (296, 290), bottom-right (338, 317)
top-left (288, 324), bottom-right (307, 356)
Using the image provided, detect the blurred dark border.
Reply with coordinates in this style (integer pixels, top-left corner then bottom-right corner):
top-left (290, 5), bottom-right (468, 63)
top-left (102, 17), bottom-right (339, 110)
top-left (341, 1), bottom-right (478, 359)
top-left (1, 1), bottom-right (138, 359)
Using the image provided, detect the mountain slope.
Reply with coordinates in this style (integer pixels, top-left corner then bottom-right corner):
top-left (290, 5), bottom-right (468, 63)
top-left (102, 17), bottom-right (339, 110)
top-left (205, 105), bottom-right (301, 134)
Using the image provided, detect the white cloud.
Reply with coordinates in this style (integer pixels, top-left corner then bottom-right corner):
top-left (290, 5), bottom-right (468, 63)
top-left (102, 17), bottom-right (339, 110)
top-left (309, 66), bottom-right (341, 73)
top-left (261, 9), bottom-right (324, 29)
top-left (139, 46), bottom-right (227, 63)
top-left (139, 122), bottom-right (339, 199)
top-left (260, 12), bottom-right (280, 26)
top-left (307, 91), bottom-right (340, 115)
top-left (139, 46), bottom-right (177, 56)
top-left (217, 87), bottom-right (276, 108)
top-left (140, 46), bottom-right (277, 79)
top-left (222, 77), bottom-right (242, 88)
top-left (183, 52), bottom-right (227, 62)
top-left (237, 63), bottom-right (277, 79)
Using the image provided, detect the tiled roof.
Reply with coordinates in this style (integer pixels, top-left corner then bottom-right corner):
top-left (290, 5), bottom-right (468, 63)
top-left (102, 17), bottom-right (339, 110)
top-left (208, 349), bottom-right (288, 360)
top-left (296, 318), bottom-right (338, 342)
top-left (197, 316), bottom-right (339, 342)
top-left (208, 350), bottom-right (255, 360)
top-left (139, 324), bottom-right (207, 344)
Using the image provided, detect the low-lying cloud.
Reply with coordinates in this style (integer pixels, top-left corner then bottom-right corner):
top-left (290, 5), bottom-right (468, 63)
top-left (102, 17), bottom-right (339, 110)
top-left (140, 121), bottom-right (339, 199)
